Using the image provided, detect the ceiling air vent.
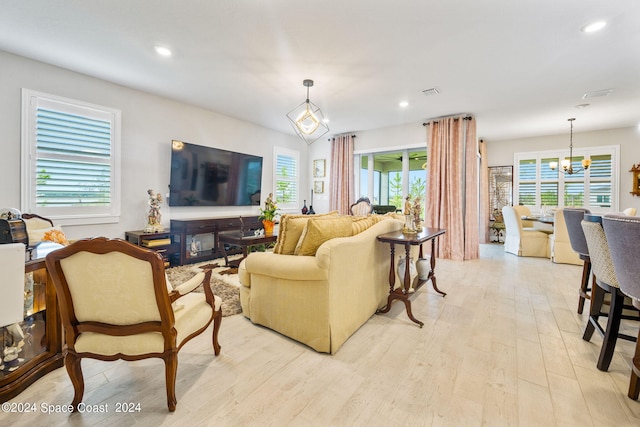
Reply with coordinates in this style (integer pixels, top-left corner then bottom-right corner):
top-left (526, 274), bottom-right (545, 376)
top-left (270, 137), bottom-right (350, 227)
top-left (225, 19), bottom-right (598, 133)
top-left (422, 88), bottom-right (440, 96)
top-left (582, 88), bottom-right (614, 99)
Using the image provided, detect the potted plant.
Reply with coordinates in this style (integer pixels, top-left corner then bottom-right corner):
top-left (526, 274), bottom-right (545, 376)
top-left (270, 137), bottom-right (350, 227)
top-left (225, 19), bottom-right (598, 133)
top-left (258, 193), bottom-right (278, 235)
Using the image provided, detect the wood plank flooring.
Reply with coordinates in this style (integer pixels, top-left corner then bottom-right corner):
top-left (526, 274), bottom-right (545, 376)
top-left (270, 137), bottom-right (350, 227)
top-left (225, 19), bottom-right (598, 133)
top-left (2, 244), bottom-right (640, 426)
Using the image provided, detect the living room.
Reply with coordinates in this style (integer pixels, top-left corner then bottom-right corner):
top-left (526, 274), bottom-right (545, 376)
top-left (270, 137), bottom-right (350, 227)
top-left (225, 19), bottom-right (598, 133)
top-left (2, 1), bottom-right (640, 425)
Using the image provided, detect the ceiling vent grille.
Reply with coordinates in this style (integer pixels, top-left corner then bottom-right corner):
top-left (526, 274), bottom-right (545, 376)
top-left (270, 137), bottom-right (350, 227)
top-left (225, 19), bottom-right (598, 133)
top-left (582, 88), bottom-right (614, 99)
top-left (422, 88), bottom-right (440, 96)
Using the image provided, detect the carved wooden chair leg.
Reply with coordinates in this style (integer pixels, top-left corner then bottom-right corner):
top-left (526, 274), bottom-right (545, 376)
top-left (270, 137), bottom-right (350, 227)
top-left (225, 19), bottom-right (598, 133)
top-left (65, 352), bottom-right (84, 412)
top-left (212, 310), bottom-right (222, 356)
top-left (165, 352), bottom-right (178, 412)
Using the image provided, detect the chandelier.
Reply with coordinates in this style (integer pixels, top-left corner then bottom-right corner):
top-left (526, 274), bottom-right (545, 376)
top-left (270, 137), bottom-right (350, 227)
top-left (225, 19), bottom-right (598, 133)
top-left (286, 79), bottom-right (329, 145)
top-left (549, 118), bottom-right (591, 175)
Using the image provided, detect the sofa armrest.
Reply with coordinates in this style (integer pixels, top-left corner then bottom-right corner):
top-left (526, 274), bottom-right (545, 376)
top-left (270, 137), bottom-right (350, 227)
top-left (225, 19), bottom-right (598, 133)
top-left (243, 251), bottom-right (328, 281)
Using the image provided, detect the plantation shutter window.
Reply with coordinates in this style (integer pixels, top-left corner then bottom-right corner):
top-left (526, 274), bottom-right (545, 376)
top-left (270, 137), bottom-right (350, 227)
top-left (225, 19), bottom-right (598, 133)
top-left (273, 147), bottom-right (299, 210)
top-left (21, 89), bottom-right (121, 225)
top-left (514, 146), bottom-right (618, 213)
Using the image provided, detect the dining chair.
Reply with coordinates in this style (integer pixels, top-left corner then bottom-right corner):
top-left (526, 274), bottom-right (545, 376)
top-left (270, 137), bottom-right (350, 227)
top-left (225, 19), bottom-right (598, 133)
top-left (563, 208), bottom-right (592, 314)
top-left (350, 197), bottom-right (374, 216)
top-left (549, 208), bottom-right (582, 265)
top-left (581, 215), bottom-right (639, 371)
top-left (502, 206), bottom-right (549, 258)
top-left (602, 214), bottom-right (640, 399)
top-left (45, 237), bottom-right (222, 412)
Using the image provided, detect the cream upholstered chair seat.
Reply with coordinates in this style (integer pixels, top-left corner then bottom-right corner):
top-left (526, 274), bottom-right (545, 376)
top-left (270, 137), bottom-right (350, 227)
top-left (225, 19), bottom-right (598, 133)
top-left (549, 208), bottom-right (582, 265)
top-left (502, 206), bottom-right (549, 258)
top-left (46, 237), bottom-right (222, 412)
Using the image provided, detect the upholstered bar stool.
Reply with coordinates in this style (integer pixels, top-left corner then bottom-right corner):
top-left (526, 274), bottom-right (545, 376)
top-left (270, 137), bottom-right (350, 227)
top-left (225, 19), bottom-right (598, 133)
top-left (603, 214), bottom-right (640, 399)
top-left (564, 208), bottom-right (592, 314)
top-left (581, 214), bottom-right (639, 371)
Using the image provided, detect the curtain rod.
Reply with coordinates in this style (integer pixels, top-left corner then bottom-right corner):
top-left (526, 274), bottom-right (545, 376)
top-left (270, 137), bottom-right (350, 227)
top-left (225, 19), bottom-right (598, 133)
top-left (422, 115), bottom-right (473, 126)
top-left (328, 135), bottom-right (357, 141)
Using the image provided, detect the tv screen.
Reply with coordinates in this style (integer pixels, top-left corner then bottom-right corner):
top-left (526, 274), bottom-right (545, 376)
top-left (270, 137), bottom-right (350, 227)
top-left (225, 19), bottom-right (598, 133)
top-left (169, 140), bottom-right (263, 207)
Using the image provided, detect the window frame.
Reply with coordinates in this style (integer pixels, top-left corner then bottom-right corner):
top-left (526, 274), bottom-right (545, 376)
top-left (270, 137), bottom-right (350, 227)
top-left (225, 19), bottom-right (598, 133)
top-left (21, 89), bottom-right (121, 225)
top-left (513, 145), bottom-right (619, 213)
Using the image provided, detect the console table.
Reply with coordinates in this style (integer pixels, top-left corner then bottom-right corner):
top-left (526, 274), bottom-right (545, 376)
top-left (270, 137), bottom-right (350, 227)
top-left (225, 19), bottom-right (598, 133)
top-left (170, 216), bottom-right (261, 265)
top-left (0, 242), bottom-right (64, 403)
top-left (376, 227), bottom-right (446, 327)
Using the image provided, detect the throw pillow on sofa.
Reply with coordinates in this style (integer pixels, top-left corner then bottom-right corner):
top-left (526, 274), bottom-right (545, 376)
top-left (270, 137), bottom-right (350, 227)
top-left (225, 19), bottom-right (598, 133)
top-left (273, 211), bottom-right (338, 255)
top-left (294, 216), bottom-right (353, 256)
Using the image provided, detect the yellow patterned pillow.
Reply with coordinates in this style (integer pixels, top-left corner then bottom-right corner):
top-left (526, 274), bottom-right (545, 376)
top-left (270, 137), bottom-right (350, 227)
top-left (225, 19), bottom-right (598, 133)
top-left (294, 216), bottom-right (353, 256)
top-left (351, 216), bottom-right (376, 234)
top-left (274, 211), bottom-right (338, 255)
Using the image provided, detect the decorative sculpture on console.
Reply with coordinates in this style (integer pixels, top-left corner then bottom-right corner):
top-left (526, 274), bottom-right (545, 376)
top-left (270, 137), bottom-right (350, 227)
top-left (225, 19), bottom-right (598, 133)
top-left (145, 189), bottom-right (164, 232)
top-left (403, 196), bottom-right (417, 234)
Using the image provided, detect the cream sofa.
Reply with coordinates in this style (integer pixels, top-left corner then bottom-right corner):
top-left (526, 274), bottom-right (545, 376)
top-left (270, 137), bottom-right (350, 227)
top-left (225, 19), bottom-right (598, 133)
top-left (239, 216), bottom-right (415, 354)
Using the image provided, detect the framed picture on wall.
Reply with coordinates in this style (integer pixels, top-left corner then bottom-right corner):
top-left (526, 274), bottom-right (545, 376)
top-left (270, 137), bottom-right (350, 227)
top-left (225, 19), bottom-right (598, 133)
top-left (314, 181), bottom-right (324, 194)
top-left (313, 159), bottom-right (326, 178)
top-left (488, 166), bottom-right (513, 220)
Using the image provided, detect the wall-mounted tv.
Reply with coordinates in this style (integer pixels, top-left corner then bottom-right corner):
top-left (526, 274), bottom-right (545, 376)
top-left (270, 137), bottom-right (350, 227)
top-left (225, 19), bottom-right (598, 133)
top-left (169, 140), bottom-right (263, 207)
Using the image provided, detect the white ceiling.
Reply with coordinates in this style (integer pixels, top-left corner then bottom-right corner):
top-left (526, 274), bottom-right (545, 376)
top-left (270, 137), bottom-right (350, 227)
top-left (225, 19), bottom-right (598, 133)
top-left (1, 0), bottom-right (639, 141)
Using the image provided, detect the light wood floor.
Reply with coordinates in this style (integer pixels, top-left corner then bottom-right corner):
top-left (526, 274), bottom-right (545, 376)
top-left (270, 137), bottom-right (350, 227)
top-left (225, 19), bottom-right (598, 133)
top-left (3, 244), bottom-right (640, 426)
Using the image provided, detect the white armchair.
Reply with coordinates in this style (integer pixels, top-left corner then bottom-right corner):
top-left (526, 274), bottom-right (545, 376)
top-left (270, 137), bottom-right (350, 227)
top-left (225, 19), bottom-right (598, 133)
top-left (502, 206), bottom-right (550, 258)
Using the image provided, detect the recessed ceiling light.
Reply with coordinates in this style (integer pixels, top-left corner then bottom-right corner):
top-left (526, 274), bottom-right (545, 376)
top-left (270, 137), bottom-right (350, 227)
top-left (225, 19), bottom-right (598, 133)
top-left (575, 103), bottom-right (590, 109)
top-left (581, 21), bottom-right (606, 33)
top-left (154, 46), bottom-right (172, 57)
top-left (583, 88), bottom-right (614, 99)
top-left (399, 101), bottom-right (409, 108)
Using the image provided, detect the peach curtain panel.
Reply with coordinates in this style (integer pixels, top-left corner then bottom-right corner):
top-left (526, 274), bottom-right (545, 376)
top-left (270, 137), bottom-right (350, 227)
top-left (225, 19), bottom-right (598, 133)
top-left (478, 140), bottom-right (490, 244)
top-left (425, 116), bottom-right (479, 260)
top-left (329, 134), bottom-right (355, 215)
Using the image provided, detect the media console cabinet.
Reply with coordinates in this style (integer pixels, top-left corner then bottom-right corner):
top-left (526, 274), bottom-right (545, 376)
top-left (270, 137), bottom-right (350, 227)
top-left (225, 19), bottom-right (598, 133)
top-left (170, 216), bottom-right (261, 265)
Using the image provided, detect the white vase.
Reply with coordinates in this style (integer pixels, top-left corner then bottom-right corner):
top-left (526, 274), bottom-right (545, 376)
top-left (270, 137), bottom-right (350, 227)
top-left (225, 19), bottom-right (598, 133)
top-left (396, 256), bottom-right (417, 293)
top-left (416, 258), bottom-right (431, 280)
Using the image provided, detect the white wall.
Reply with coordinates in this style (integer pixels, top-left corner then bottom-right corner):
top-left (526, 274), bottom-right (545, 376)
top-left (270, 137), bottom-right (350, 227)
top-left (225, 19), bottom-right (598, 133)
top-left (485, 126), bottom-right (640, 212)
top-left (0, 50), bottom-right (304, 240)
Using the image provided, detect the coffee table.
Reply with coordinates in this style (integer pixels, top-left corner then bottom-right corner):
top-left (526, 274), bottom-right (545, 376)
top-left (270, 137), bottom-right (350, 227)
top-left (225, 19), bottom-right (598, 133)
top-left (218, 231), bottom-right (277, 267)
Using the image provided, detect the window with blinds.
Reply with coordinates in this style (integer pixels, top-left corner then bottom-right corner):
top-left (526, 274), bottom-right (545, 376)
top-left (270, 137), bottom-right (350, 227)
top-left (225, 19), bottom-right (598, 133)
top-left (514, 147), bottom-right (618, 213)
top-left (273, 147), bottom-right (299, 209)
top-left (21, 89), bottom-right (121, 224)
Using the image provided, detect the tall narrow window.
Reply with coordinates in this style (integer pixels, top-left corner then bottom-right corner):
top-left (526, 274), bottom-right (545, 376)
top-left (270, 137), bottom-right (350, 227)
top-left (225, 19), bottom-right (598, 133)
top-left (21, 89), bottom-right (121, 225)
top-left (273, 147), bottom-right (299, 210)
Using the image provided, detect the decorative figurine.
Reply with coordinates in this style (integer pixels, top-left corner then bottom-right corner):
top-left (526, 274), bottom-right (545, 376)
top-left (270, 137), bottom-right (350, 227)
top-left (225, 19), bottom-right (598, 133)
top-left (412, 196), bottom-right (422, 230)
top-left (403, 196), bottom-right (417, 234)
top-left (145, 189), bottom-right (164, 232)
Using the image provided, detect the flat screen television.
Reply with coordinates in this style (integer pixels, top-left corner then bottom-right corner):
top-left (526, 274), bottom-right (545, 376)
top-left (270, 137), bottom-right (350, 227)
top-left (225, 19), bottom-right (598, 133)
top-left (169, 140), bottom-right (263, 207)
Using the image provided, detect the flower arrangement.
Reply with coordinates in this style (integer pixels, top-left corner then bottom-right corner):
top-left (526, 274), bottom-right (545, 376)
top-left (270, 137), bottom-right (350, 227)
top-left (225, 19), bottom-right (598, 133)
top-left (258, 193), bottom-right (279, 222)
top-left (43, 228), bottom-right (69, 246)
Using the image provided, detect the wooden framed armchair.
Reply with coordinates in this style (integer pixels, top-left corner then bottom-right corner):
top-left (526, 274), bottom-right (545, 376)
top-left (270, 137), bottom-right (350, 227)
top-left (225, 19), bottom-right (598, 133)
top-left (350, 197), bottom-right (374, 216)
top-left (45, 237), bottom-right (222, 412)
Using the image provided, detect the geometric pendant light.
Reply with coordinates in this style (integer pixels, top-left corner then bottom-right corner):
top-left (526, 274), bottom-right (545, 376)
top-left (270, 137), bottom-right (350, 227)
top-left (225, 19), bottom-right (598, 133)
top-left (286, 79), bottom-right (330, 145)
